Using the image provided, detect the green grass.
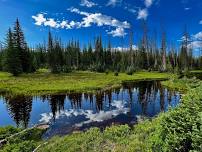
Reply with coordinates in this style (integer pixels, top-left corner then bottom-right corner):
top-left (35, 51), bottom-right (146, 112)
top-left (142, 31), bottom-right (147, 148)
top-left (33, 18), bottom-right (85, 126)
top-left (0, 70), bottom-right (171, 96)
top-left (162, 77), bottom-right (199, 92)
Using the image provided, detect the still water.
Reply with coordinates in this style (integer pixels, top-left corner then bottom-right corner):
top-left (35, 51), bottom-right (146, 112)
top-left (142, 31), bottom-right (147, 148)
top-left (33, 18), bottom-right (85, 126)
top-left (0, 81), bottom-right (180, 138)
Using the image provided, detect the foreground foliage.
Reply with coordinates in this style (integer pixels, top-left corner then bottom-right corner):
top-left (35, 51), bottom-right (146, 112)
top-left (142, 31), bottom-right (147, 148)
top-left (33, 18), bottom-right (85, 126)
top-left (0, 128), bottom-right (44, 152)
top-left (0, 126), bottom-right (21, 140)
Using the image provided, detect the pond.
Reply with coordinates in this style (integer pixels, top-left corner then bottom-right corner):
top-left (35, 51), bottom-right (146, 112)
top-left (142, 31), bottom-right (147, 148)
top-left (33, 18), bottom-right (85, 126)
top-left (0, 81), bottom-right (181, 138)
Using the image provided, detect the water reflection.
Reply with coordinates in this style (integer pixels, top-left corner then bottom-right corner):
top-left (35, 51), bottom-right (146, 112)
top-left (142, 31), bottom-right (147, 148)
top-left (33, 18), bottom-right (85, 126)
top-left (0, 81), bottom-right (180, 136)
top-left (4, 95), bottom-right (32, 128)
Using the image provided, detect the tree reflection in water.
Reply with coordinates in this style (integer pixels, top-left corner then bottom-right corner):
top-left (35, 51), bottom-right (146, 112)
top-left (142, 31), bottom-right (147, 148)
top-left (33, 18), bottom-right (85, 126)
top-left (2, 81), bottom-right (180, 128)
top-left (5, 95), bottom-right (32, 128)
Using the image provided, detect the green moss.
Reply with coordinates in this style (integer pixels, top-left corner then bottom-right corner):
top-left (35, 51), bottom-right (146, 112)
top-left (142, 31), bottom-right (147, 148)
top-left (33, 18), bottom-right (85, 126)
top-left (0, 70), bottom-right (171, 96)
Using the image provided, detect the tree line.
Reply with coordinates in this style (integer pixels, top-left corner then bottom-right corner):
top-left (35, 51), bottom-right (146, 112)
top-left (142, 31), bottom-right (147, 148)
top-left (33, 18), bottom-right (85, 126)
top-left (0, 19), bottom-right (201, 76)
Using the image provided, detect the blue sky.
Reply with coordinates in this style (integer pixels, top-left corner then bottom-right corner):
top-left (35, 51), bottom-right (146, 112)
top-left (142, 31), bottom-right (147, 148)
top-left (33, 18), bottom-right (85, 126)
top-left (0, 0), bottom-right (202, 51)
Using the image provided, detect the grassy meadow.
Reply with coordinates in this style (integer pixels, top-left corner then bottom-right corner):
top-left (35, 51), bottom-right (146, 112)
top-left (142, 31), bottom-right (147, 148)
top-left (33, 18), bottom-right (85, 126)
top-left (0, 69), bottom-right (172, 96)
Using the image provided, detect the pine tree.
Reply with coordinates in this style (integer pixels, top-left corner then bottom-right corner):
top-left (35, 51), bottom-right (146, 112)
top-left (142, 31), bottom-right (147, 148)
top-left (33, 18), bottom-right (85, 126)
top-left (47, 30), bottom-right (56, 72)
top-left (13, 19), bottom-right (32, 73)
top-left (3, 28), bottom-right (22, 76)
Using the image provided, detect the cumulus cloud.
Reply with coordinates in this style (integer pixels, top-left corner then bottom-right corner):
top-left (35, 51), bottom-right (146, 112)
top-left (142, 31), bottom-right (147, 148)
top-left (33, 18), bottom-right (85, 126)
top-left (44, 18), bottom-right (58, 28)
top-left (107, 0), bottom-right (122, 7)
top-left (189, 31), bottom-right (202, 49)
top-left (199, 20), bottom-right (202, 24)
top-left (137, 9), bottom-right (148, 20)
top-left (32, 14), bottom-right (47, 26)
top-left (80, 0), bottom-right (97, 8)
top-left (135, 0), bottom-right (154, 20)
top-left (68, 7), bottom-right (130, 37)
top-left (107, 27), bottom-right (126, 37)
top-left (32, 8), bottom-right (130, 37)
top-left (193, 32), bottom-right (202, 40)
top-left (145, 0), bottom-right (153, 8)
top-left (189, 41), bottom-right (202, 50)
top-left (111, 45), bottom-right (138, 51)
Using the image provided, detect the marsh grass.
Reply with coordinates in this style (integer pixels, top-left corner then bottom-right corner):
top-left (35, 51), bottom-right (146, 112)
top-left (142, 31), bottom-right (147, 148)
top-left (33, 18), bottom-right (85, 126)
top-left (0, 70), bottom-right (171, 96)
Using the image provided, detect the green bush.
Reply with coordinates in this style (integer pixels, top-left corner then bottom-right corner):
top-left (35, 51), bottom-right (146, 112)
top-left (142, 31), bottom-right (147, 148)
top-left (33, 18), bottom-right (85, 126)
top-left (104, 125), bottom-right (131, 143)
top-left (126, 66), bottom-right (136, 75)
top-left (1, 140), bottom-right (37, 152)
top-left (105, 70), bottom-right (109, 75)
top-left (157, 82), bottom-right (202, 152)
top-left (0, 126), bottom-right (21, 140)
top-left (114, 71), bottom-right (119, 76)
top-left (0, 128), bottom-right (45, 152)
top-left (62, 65), bottom-right (71, 73)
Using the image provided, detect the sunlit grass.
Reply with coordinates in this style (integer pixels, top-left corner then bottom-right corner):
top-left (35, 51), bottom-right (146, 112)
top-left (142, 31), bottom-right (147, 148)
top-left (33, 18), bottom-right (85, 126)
top-left (0, 70), bottom-right (172, 96)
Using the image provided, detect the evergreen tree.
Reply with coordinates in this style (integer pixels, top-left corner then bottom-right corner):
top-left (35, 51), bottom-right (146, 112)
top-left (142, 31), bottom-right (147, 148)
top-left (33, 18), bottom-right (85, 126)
top-left (47, 30), bottom-right (57, 73)
top-left (3, 28), bottom-right (22, 76)
top-left (13, 19), bottom-right (32, 73)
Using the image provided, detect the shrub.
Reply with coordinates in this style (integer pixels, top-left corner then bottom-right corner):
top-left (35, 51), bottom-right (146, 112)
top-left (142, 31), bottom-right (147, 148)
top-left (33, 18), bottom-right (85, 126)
top-left (105, 70), bottom-right (109, 75)
top-left (158, 83), bottom-right (202, 152)
top-left (126, 66), bottom-right (135, 75)
top-left (1, 140), bottom-right (37, 152)
top-left (62, 65), bottom-right (71, 73)
top-left (104, 125), bottom-right (131, 143)
top-left (94, 63), bottom-right (105, 73)
top-left (114, 71), bottom-right (119, 76)
top-left (0, 126), bottom-right (21, 140)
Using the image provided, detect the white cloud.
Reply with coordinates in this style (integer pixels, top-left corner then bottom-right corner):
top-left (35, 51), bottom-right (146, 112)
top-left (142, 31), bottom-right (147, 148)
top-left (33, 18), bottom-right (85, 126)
top-left (193, 32), bottom-right (202, 40)
top-left (80, 0), bottom-right (97, 8)
top-left (128, 8), bottom-right (137, 14)
top-left (44, 18), bottom-right (58, 28)
top-left (32, 13), bottom-right (80, 29)
top-left (185, 31), bottom-right (202, 50)
top-left (32, 8), bottom-right (130, 37)
top-left (107, 27), bottom-right (126, 37)
top-left (145, 0), bottom-right (153, 8)
top-left (32, 14), bottom-right (60, 28)
top-left (32, 14), bottom-right (46, 26)
top-left (189, 41), bottom-right (202, 50)
top-left (68, 7), bottom-right (130, 37)
top-left (112, 45), bottom-right (138, 51)
top-left (199, 20), bottom-right (202, 24)
top-left (107, 0), bottom-right (122, 7)
top-left (137, 9), bottom-right (148, 20)
top-left (135, 0), bottom-right (153, 20)
top-left (184, 7), bottom-right (191, 10)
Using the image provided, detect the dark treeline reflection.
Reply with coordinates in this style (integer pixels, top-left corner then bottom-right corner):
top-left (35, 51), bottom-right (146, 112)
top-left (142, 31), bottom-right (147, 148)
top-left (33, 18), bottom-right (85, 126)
top-left (5, 95), bottom-right (32, 128)
top-left (3, 81), bottom-right (180, 128)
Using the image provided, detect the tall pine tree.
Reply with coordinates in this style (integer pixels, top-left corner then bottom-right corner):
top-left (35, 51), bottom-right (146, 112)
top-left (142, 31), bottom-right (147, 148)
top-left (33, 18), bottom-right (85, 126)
top-left (13, 19), bottom-right (33, 73)
top-left (4, 28), bottom-right (22, 76)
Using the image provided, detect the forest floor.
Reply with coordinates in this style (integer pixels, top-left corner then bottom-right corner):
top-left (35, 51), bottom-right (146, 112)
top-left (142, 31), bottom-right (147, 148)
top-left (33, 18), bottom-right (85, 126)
top-left (0, 69), bottom-right (172, 96)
